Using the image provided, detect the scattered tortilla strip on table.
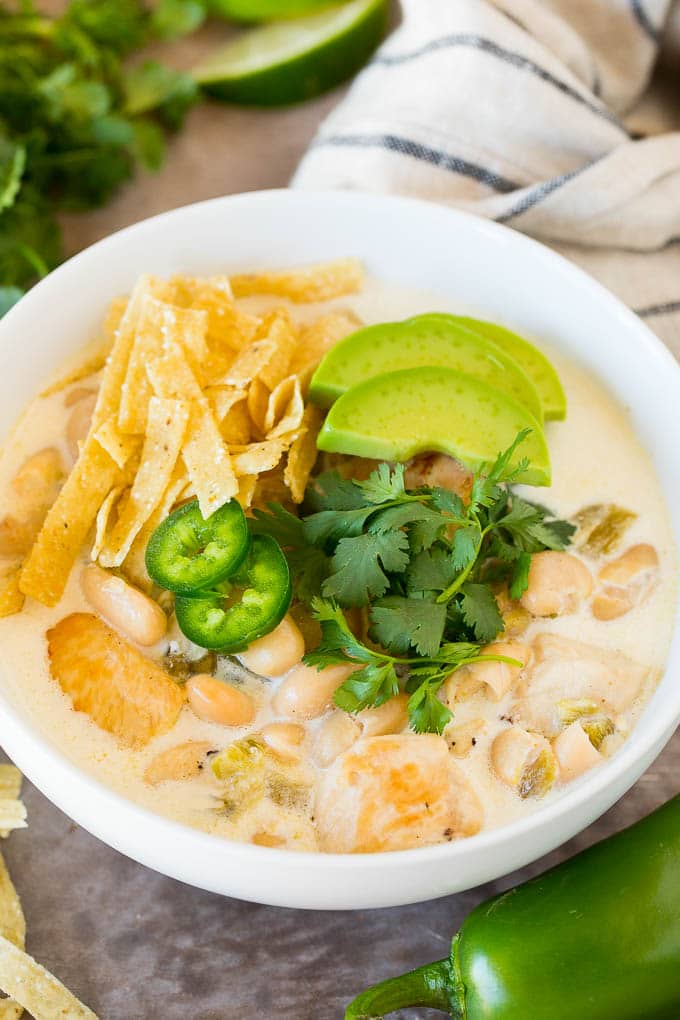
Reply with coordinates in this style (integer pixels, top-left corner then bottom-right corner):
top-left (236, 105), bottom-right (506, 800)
top-left (0, 934), bottom-right (98, 1020)
top-left (285, 404), bottom-right (324, 503)
top-left (0, 848), bottom-right (25, 1020)
top-left (98, 398), bottom-right (189, 568)
top-left (230, 258), bottom-right (364, 303)
top-left (19, 438), bottom-right (121, 606)
top-left (0, 768), bottom-right (21, 802)
top-left (0, 801), bottom-right (26, 836)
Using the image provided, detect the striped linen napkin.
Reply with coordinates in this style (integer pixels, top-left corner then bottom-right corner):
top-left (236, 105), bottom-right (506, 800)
top-left (293, 0), bottom-right (680, 358)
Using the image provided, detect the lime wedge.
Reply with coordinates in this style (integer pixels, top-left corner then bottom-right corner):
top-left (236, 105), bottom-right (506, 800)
top-left (317, 366), bottom-right (551, 486)
top-left (208, 0), bottom-right (340, 21)
top-left (453, 317), bottom-right (567, 421)
top-left (193, 0), bottom-right (388, 105)
top-left (309, 313), bottom-right (544, 423)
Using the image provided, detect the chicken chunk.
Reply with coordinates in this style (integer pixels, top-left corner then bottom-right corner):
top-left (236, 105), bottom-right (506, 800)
top-left (315, 734), bottom-right (482, 853)
top-left (404, 453), bottom-right (472, 500)
top-left (47, 613), bottom-right (184, 748)
top-left (512, 633), bottom-right (651, 738)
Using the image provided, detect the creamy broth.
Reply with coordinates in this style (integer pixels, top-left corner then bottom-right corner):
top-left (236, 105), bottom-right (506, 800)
top-left (0, 278), bottom-right (675, 853)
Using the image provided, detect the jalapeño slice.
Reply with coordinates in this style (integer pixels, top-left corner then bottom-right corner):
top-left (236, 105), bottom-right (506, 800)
top-left (174, 534), bottom-right (292, 652)
top-left (145, 498), bottom-right (249, 595)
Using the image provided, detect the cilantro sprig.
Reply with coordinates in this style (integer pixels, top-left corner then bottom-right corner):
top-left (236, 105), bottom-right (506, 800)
top-left (251, 431), bottom-right (575, 733)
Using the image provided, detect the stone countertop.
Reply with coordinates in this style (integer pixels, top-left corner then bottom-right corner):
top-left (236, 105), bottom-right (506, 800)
top-left (2, 22), bottom-right (679, 1018)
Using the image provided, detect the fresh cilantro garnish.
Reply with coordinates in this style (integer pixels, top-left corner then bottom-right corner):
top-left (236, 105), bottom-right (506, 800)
top-left (254, 431), bottom-right (574, 733)
top-left (0, 0), bottom-right (201, 305)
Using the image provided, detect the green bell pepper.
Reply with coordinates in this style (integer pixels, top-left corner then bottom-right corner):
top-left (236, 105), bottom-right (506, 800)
top-left (145, 498), bottom-right (249, 595)
top-left (175, 533), bottom-right (291, 652)
top-left (345, 793), bottom-right (680, 1020)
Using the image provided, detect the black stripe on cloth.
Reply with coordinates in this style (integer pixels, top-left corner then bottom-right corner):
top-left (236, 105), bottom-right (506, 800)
top-left (495, 160), bottom-right (598, 223)
top-left (310, 133), bottom-right (520, 193)
top-left (372, 34), bottom-right (624, 131)
top-left (634, 300), bottom-right (680, 318)
top-left (630, 0), bottom-right (661, 41)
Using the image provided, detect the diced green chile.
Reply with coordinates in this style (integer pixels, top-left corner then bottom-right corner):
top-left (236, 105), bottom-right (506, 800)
top-left (175, 534), bottom-right (291, 652)
top-left (345, 793), bottom-right (680, 1020)
top-left (145, 498), bottom-right (249, 595)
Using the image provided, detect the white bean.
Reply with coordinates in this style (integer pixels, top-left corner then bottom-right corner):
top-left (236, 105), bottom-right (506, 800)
top-left (552, 723), bottom-right (602, 782)
top-left (592, 544), bottom-right (659, 620)
top-left (186, 674), bottom-right (255, 727)
top-left (81, 563), bottom-right (167, 646)
top-left (313, 712), bottom-right (361, 766)
top-left (520, 551), bottom-right (593, 617)
top-left (272, 662), bottom-right (358, 720)
top-left (490, 725), bottom-right (557, 797)
top-left (238, 614), bottom-right (305, 678)
top-left (357, 694), bottom-right (409, 737)
top-left (445, 718), bottom-right (487, 758)
top-left (448, 641), bottom-right (529, 704)
top-left (260, 722), bottom-right (306, 762)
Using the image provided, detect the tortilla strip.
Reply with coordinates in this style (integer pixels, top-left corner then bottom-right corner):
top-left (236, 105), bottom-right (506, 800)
top-left (284, 404), bottom-right (324, 503)
top-left (236, 474), bottom-right (258, 509)
top-left (118, 297), bottom-right (207, 435)
top-left (147, 346), bottom-right (237, 517)
top-left (257, 311), bottom-right (297, 391)
top-left (19, 438), bottom-right (121, 606)
top-left (289, 309), bottom-right (362, 376)
top-left (265, 377), bottom-right (304, 438)
top-left (0, 800), bottom-right (26, 833)
top-left (172, 275), bottom-right (259, 352)
top-left (230, 258), bottom-right (364, 303)
top-left (0, 935), bottom-right (98, 1020)
top-left (122, 464), bottom-right (188, 592)
top-left (0, 571), bottom-right (24, 619)
top-left (92, 417), bottom-right (139, 470)
top-left (216, 339), bottom-right (276, 389)
top-left (221, 400), bottom-right (251, 446)
top-left (207, 386), bottom-right (247, 424)
top-left (98, 398), bottom-right (189, 568)
top-left (231, 440), bottom-right (286, 476)
top-left (246, 378), bottom-right (269, 439)
top-left (91, 275), bottom-right (173, 435)
top-left (90, 486), bottom-right (125, 562)
top-left (0, 849), bottom-right (25, 1020)
top-left (0, 768), bottom-right (21, 802)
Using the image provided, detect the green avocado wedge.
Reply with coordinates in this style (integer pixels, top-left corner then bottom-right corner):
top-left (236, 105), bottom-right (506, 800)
top-left (453, 316), bottom-right (566, 421)
top-left (317, 366), bottom-right (551, 486)
top-left (207, 0), bottom-right (339, 20)
top-left (309, 314), bottom-right (544, 423)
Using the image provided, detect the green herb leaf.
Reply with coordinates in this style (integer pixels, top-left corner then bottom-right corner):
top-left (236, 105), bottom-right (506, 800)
top-left (151, 0), bottom-right (206, 40)
top-left (323, 530), bottom-right (410, 606)
top-left (407, 681), bottom-right (452, 735)
top-left (509, 551), bottom-right (532, 600)
top-left (450, 524), bottom-right (479, 570)
top-left (355, 462), bottom-right (405, 504)
top-left (334, 661), bottom-right (400, 713)
top-left (0, 139), bottom-right (25, 212)
top-left (406, 547), bottom-right (457, 595)
top-left (370, 595), bottom-right (446, 657)
top-left (459, 582), bottom-right (504, 643)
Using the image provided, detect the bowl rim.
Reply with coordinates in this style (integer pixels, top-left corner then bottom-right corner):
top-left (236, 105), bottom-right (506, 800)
top-left (0, 187), bottom-right (678, 886)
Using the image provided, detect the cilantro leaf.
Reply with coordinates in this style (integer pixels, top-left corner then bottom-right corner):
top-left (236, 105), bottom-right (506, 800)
top-left (450, 525), bottom-right (479, 570)
top-left (509, 551), bottom-right (532, 600)
top-left (407, 681), bottom-right (452, 735)
top-left (151, 0), bottom-right (206, 40)
top-left (370, 596), bottom-right (446, 657)
top-left (250, 504), bottom-right (329, 605)
top-left (459, 583), bottom-right (504, 643)
top-left (470, 428), bottom-right (531, 512)
top-left (408, 502), bottom-right (450, 551)
top-left (304, 471), bottom-right (366, 512)
top-left (334, 662), bottom-right (400, 713)
top-left (323, 530), bottom-right (410, 606)
top-left (304, 598), bottom-right (373, 667)
top-left (406, 547), bottom-right (457, 594)
top-left (355, 462), bottom-right (405, 504)
top-left (302, 505), bottom-right (376, 545)
top-left (0, 139), bottom-right (25, 213)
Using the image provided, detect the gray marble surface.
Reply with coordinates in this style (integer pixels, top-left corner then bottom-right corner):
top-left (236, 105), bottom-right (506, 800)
top-left (1, 734), bottom-right (678, 1019)
top-left (2, 14), bottom-right (679, 1016)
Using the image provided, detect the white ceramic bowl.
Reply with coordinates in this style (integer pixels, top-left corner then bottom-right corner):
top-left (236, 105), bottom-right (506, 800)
top-left (0, 190), bottom-right (678, 909)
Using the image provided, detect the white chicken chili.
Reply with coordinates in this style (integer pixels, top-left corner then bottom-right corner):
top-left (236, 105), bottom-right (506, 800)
top-left (0, 263), bottom-right (675, 854)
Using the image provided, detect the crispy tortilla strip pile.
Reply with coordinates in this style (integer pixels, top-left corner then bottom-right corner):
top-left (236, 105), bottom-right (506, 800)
top-left (0, 766), bottom-right (99, 1019)
top-left (17, 260), bottom-right (362, 606)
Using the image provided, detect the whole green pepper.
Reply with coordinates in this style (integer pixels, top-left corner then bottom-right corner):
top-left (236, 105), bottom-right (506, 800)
top-left (175, 533), bottom-right (291, 652)
top-left (345, 793), bottom-right (680, 1020)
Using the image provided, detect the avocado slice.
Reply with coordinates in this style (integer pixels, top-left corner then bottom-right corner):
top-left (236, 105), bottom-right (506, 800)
top-left (453, 316), bottom-right (566, 421)
top-left (317, 366), bottom-right (551, 486)
top-left (309, 314), bottom-right (544, 423)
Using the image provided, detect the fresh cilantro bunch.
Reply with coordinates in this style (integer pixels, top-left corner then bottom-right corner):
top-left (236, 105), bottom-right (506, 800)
top-left (0, 0), bottom-right (202, 315)
top-left (252, 431), bottom-right (575, 733)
